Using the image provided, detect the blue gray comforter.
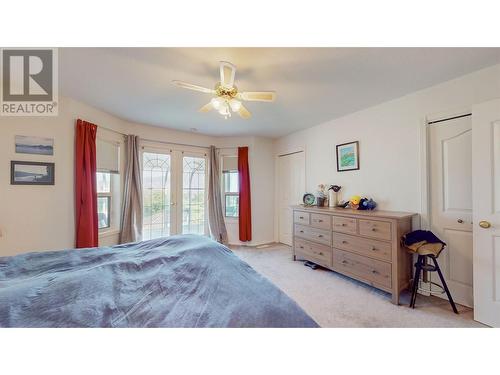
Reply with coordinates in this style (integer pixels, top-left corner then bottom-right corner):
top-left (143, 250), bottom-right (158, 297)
top-left (0, 235), bottom-right (317, 328)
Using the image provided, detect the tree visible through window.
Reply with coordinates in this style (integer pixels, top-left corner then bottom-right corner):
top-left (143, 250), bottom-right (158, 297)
top-left (182, 156), bottom-right (206, 235)
top-left (97, 172), bottom-right (111, 229)
top-left (142, 152), bottom-right (171, 240)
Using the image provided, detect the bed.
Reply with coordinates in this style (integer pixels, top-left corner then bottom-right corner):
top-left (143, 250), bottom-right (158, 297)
top-left (0, 235), bottom-right (318, 328)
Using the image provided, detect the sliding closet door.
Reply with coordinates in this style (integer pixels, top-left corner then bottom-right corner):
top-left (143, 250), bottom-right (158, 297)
top-left (142, 151), bottom-right (174, 240)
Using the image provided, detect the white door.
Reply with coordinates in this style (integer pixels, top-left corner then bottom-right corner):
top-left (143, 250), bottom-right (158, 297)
top-left (429, 115), bottom-right (473, 307)
top-left (142, 149), bottom-right (208, 240)
top-left (179, 153), bottom-right (208, 235)
top-left (472, 98), bottom-right (500, 327)
top-left (277, 152), bottom-right (305, 246)
top-left (142, 150), bottom-right (175, 240)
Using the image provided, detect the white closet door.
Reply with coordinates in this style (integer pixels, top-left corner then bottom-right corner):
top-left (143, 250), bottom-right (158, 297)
top-left (278, 152), bottom-right (305, 246)
top-left (472, 98), bottom-right (500, 327)
top-left (429, 115), bottom-right (473, 307)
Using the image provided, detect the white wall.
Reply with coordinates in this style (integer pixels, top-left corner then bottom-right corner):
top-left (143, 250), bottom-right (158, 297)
top-left (0, 97), bottom-right (275, 256)
top-left (274, 64), bottom-right (500, 221)
top-left (4, 64), bottom-right (496, 256)
top-left (213, 136), bottom-right (275, 246)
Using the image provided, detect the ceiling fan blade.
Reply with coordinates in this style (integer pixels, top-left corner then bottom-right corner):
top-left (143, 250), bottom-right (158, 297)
top-left (199, 102), bottom-right (214, 113)
top-left (220, 61), bottom-right (236, 88)
top-left (239, 91), bottom-right (276, 102)
top-left (237, 104), bottom-right (251, 119)
top-left (172, 80), bottom-right (215, 94)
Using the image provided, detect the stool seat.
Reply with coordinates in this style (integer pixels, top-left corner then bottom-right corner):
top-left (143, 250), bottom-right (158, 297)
top-left (405, 241), bottom-right (444, 257)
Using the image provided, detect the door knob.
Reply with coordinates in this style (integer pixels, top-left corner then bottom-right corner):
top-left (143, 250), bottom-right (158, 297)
top-left (479, 220), bottom-right (491, 229)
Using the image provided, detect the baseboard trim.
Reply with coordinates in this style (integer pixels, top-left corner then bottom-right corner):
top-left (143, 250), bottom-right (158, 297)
top-left (228, 240), bottom-right (278, 248)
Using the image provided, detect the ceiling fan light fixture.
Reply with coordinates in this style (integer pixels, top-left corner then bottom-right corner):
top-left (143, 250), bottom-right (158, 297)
top-left (218, 103), bottom-right (230, 118)
top-left (211, 96), bottom-right (224, 109)
top-left (229, 98), bottom-right (242, 112)
top-left (173, 61), bottom-right (276, 120)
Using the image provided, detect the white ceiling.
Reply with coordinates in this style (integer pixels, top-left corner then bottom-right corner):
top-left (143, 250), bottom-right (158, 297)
top-left (59, 48), bottom-right (500, 138)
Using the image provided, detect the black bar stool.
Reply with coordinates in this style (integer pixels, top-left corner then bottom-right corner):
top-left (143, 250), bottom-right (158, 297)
top-left (402, 233), bottom-right (459, 314)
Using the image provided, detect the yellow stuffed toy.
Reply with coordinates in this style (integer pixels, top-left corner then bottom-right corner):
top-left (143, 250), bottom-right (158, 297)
top-left (349, 195), bottom-right (361, 210)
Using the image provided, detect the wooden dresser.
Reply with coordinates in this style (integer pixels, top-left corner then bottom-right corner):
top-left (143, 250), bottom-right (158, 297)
top-left (292, 205), bottom-right (416, 304)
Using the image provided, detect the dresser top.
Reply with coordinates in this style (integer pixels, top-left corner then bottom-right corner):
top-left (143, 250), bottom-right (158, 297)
top-left (291, 205), bottom-right (417, 220)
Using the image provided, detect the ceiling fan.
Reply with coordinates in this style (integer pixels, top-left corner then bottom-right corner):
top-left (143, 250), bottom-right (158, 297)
top-left (172, 61), bottom-right (276, 120)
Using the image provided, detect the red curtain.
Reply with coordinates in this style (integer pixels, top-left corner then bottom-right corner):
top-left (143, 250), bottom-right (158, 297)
top-left (238, 147), bottom-right (252, 242)
top-left (75, 119), bottom-right (98, 248)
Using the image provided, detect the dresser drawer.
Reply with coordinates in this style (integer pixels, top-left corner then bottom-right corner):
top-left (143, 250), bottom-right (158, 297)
top-left (332, 216), bottom-right (357, 234)
top-left (332, 233), bottom-right (392, 262)
top-left (294, 211), bottom-right (310, 225)
top-left (294, 238), bottom-right (332, 268)
top-left (310, 213), bottom-right (331, 230)
top-left (294, 224), bottom-right (332, 246)
top-left (358, 219), bottom-right (392, 241)
top-left (332, 249), bottom-right (392, 289)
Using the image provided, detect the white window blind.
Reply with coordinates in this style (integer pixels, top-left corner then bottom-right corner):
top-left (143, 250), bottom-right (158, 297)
top-left (97, 139), bottom-right (120, 174)
top-left (222, 156), bottom-right (238, 172)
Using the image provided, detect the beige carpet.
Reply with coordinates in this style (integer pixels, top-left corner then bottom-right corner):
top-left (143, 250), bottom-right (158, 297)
top-left (232, 243), bottom-right (484, 327)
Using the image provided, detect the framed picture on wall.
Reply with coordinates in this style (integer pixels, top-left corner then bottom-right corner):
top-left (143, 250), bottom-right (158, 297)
top-left (336, 141), bottom-right (359, 172)
top-left (11, 161), bottom-right (55, 185)
top-left (15, 135), bottom-right (54, 155)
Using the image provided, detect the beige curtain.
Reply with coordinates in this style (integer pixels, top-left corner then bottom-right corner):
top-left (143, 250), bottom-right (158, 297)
top-left (119, 135), bottom-right (143, 243)
top-left (208, 145), bottom-right (228, 244)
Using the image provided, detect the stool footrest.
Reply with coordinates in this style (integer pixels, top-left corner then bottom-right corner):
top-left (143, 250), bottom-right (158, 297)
top-left (416, 280), bottom-right (445, 296)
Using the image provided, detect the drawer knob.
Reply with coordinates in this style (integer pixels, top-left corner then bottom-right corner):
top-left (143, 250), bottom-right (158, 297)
top-left (299, 246), bottom-right (304, 249)
top-left (342, 240), bottom-right (348, 244)
top-left (300, 230), bottom-right (304, 233)
top-left (318, 219), bottom-right (323, 222)
top-left (342, 260), bottom-right (348, 264)
top-left (371, 228), bottom-right (377, 232)
top-left (319, 252), bottom-right (324, 256)
top-left (299, 216), bottom-right (304, 219)
top-left (318, 234), bottom-right (324, 238)
top-left (371, 246), bottom-right (376, 251)
top-left (341, 223), bottom-right (347, 227)
top-left (372, 269), bottom-right (379, 274)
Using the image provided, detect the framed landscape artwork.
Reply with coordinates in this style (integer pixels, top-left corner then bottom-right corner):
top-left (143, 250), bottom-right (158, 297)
top-left (11, 161), bottom-right (55, 185)
top-left (15, 135), bottom-right (54, 155)
top-left (336, 141), bottom-right (359, 172)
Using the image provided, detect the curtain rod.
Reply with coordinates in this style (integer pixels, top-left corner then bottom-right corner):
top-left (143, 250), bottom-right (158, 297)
top-left (98, 125), bottom-right (237, 150)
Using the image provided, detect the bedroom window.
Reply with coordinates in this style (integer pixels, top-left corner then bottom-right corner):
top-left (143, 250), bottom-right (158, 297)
top-left (141, 148), bottom-right (208, 239)
top-left (97, 172), bottom-right (111, 229)
top-left (182, 156), bottom-right (206, 235)
top-left (96, 137), bottom-right (121, 234)
top-left (223, 171), bottom-right (239, 217)
top-left (142, 152), bottom-right (172, 240)
top-left (222, 156), bottom-right (239, 218)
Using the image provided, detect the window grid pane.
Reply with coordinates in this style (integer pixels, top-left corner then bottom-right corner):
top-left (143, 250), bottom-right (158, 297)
top-left (223, 171), bottom-right (238, 193)
top-left (182, 156), bottom-right (206, 235)
top-left (142, 152), bottom-right (171, 240)
top-left (98, 196), bottom-right (110, 229)
top-left (225, 194), bottom-right (239, 217)
top-left (96, 172), bottom-right (111, 193)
